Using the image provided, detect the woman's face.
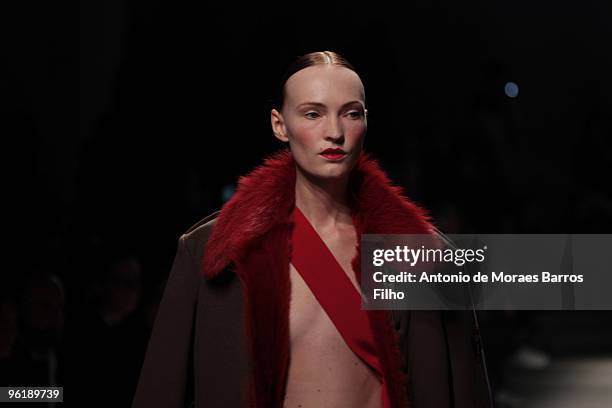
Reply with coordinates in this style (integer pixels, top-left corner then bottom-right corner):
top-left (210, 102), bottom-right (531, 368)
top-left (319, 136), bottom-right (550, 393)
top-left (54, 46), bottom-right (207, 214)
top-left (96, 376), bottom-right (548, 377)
top-left (271, 65), bottom-right (367, 180)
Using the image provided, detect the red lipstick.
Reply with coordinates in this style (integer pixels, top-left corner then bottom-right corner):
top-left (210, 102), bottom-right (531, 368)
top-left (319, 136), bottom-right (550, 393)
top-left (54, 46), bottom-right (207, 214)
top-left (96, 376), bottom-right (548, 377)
top-left (320, 148), bottom-right (347, 161)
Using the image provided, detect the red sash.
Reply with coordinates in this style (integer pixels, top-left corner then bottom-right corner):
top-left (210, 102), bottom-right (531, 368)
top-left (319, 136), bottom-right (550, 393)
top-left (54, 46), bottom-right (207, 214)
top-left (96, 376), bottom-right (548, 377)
top-left (290, 206), bottom-right (392, 408)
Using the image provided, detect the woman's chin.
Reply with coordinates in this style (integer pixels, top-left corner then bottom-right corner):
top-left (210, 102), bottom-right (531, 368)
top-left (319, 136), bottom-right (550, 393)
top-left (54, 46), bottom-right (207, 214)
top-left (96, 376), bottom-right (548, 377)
top-left (311, 167), bottom-right (352, 181)
top-left (296, 160), bottom-right (356, 183)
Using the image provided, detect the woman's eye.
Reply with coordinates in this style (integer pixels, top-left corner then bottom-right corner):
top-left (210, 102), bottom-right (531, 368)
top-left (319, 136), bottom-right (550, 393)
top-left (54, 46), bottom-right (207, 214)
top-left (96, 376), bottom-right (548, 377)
top-left (304, 111), bottom-right (320, 119)
top-left (347, 111), bottom-right (363, 119)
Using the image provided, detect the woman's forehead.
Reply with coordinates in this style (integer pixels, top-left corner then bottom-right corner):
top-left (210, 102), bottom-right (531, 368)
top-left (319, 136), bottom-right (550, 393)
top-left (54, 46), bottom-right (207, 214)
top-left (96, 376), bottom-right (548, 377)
top-left (284, 65), bottom-right (365, 106)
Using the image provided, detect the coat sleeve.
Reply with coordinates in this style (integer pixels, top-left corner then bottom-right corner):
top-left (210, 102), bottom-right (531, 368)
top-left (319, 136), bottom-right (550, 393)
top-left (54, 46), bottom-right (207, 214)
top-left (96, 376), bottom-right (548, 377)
top-left (443, 310), bottom-right (493, 408)
top-left (132, 234), bottom-right (200, 408)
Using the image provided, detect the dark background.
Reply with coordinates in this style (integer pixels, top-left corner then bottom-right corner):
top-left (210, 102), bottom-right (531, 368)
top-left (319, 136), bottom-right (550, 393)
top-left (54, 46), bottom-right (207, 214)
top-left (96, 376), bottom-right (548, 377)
top-left (1, 1), bottom-right (611, 407)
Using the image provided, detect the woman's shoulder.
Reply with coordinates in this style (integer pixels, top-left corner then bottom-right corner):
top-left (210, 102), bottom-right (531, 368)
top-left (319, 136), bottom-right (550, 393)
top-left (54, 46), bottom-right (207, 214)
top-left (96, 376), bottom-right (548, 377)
top-left (179, 211), bottom-right (220, 265)
top-left (184, 210), bottom-right (220, 235)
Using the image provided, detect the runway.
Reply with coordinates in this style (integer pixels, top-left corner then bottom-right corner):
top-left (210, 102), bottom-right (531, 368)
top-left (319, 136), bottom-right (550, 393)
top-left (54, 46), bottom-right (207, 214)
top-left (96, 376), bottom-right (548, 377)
top-left (505, 356), bottom-right (612, 408)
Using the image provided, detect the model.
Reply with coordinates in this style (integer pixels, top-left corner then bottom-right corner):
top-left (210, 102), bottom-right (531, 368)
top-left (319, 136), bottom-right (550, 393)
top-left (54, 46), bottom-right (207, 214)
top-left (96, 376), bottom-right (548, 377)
top-left (132, 51), bottom-right (491, 408)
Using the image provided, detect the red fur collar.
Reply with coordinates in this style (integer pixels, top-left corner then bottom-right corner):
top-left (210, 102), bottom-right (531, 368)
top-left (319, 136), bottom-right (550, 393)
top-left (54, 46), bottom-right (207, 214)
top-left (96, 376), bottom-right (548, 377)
top-left (202, 148), bottom-right (434, 279)
top-left (199, 148), bottom-right (436, 408)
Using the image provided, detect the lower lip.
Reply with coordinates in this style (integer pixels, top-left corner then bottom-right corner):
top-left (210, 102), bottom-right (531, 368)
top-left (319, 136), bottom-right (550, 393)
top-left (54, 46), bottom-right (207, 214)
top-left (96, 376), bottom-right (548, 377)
top-left (320, 152), bottom-right (347, 161)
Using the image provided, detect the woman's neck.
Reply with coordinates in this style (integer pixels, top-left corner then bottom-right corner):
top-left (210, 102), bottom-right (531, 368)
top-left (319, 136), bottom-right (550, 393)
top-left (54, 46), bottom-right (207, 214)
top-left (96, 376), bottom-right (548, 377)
top-left (294, 167), bottom-right (353, 231)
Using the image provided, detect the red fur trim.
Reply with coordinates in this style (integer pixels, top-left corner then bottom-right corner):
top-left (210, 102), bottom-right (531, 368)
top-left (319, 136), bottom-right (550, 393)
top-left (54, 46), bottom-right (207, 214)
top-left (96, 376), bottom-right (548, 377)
top-left (235, 222), bottom-right (293, 407)
top-left (202, 149), bottom-right (296, 279)
top-left (348, 153), bottom-right (434, 236)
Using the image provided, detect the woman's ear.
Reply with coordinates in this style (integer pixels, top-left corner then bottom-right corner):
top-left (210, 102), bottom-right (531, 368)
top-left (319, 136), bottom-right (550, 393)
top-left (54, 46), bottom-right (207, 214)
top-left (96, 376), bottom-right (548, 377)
top-left (271, 109), bottom-right (289, 143)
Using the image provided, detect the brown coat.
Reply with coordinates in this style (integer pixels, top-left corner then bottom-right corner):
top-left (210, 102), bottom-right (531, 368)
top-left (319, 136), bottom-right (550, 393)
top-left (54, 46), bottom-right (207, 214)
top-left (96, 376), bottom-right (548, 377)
top-left (132, 149), bottom-right (492, 408)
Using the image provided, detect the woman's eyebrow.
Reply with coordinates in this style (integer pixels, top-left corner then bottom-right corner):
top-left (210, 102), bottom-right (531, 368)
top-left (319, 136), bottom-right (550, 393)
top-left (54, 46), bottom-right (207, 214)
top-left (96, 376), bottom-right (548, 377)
top-left (296, 100), bottom-right (364, 109)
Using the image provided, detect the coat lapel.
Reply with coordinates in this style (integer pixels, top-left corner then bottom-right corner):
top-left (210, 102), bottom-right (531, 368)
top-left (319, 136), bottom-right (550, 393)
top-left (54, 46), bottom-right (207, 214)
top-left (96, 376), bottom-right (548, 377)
top-left (201, 148), bottom-right (435, 408)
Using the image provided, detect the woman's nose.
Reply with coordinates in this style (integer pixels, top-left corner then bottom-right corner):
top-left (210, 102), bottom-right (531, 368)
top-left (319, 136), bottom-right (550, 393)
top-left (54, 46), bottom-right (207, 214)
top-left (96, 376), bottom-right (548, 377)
top-left (324, 117), bottom-right (344, 142)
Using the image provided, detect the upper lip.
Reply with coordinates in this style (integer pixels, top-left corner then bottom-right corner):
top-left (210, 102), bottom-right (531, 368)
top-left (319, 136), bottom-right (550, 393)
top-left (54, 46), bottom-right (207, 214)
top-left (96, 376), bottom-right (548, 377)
top-left (320, 148), bottom-right (346, 155)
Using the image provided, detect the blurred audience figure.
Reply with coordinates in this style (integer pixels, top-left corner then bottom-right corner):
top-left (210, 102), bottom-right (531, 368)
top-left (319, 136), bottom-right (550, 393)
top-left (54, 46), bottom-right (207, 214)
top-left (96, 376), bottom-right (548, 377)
top-left (62, 251), bottom-right (148, 407)
top-left (98, 255), bottom-right (142, 326)
top-left (20, 274), bottom-right (66, 387)
top-left (0, 275), bottom-right (65, 408)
